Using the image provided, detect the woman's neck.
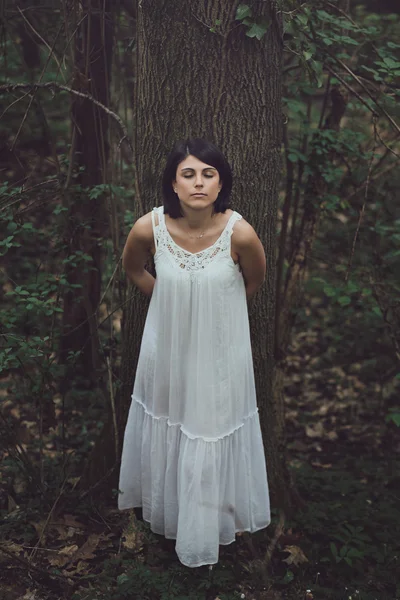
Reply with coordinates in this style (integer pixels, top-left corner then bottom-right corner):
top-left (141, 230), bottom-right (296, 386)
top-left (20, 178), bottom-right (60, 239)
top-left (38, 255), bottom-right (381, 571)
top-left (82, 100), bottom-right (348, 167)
top-left (179, 205), bottom-right (215, 231)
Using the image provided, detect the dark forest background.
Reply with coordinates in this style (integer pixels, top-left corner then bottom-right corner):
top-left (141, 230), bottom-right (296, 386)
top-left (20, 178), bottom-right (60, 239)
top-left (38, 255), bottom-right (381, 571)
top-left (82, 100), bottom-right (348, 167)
top-left (0, 1), bottom-right (399, 599)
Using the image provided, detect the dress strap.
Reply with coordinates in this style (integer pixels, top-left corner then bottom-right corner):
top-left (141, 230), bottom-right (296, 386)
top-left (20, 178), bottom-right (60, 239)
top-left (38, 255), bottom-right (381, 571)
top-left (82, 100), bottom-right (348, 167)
top-left (151, 206), bottom-right (164, 252)
top-left (226, 211), bottom-right (242, 236)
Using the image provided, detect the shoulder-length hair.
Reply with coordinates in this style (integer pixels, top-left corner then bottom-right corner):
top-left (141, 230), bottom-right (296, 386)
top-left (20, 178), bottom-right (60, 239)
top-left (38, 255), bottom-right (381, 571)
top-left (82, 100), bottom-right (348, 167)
top-left (161, 138), bottom-right (233, 218)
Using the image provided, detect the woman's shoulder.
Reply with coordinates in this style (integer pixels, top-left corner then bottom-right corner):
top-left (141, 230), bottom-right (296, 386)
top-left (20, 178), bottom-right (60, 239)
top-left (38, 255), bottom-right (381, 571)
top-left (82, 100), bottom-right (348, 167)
top-left (127, 211), bottom-right (154, 244)
top-left (231, 214), bottom-right (260, 249)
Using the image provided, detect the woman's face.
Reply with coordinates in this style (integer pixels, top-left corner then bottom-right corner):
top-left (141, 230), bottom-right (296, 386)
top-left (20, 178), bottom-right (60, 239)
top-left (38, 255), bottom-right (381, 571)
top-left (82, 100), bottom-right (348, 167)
top-left (172, 155), bottom-right (222, 212)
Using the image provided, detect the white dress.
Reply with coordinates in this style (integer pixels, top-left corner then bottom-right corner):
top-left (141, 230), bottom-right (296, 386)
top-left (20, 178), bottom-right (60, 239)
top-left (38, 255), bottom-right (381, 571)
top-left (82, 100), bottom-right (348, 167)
top-left (118, 205), bottom-right (270, 567)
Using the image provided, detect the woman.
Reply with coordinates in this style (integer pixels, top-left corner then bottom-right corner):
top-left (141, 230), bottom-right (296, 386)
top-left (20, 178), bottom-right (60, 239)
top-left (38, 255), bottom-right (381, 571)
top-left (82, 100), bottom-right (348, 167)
top-left (118, 138), bottom-right (270, 568)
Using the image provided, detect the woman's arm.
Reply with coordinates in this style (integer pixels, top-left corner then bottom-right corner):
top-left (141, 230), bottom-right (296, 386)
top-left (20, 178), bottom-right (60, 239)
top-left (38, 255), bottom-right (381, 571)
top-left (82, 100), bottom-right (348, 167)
top-left (232, 219), bottom-right (266, 302)
top-left (122, 213), bottom-right (155, 297)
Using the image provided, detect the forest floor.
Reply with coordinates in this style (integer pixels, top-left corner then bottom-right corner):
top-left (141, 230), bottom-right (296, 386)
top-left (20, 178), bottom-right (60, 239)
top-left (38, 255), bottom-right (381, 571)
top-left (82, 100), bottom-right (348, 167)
top-left (1, 309), bottom-right (400, 600)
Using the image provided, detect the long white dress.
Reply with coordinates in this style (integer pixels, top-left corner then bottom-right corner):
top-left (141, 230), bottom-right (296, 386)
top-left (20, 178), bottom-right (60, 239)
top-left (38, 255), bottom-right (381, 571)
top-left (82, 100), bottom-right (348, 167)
top-left (118, 205), bottom-right (270, 567)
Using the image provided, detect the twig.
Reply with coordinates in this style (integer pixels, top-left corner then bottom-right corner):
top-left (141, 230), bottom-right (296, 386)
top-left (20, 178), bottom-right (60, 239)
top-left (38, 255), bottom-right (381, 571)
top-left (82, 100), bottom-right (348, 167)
top-left (0, 411), bottom-right (47, 499)
top-left (373, 127), bottom-right (400, 159)
top-left (0, 82), bottom-right (133, 151)
top-left (0, 89), bottom-right (32, 120)
top-left (327, 57), bottom-right (400, 135)
top-left (325, 1), bottom-right (381, 58)
top-left (29, 464), bottom-right (70, 559)
top-left (304, 26), bottom-right (400, 135)
top-left (0, 544), bottom-right (75, 583)
top-left (59, 13), bottom-right (88, 77)
top-left (325, 64), bottom-right (377, 116)
top-left (345, 160), bottom-right (397, 201)
top-left (0, 178), bottom-right (59, 209)
top-left (345, 118), bottom-right (377, 282)
top-left (275, 122), bottom-right (295, 357)
top-left (11, 18), bottom-right (64, 152)
top-left (78, 464), bottom-right (117, 501)
top-left (107, 356), bottom-right (119, 458)
top-left (16, 5), bottom-right (65, 79)
top-left (61, 252), bottom-right (124, 339)
top-left (100, 254), bottom-right (123, 307)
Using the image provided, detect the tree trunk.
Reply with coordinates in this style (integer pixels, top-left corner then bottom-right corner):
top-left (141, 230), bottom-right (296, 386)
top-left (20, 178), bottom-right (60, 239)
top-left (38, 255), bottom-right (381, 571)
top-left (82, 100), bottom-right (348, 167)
top-left (84, 0), bottom-right (289, 510)
top-left (59, 1), bottom-right (113, 385)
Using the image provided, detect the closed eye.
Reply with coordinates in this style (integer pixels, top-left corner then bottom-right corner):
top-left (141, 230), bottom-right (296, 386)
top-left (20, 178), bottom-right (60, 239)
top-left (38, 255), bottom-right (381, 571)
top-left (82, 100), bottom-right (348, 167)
top-left (183, 173), bottom-right (214, 179)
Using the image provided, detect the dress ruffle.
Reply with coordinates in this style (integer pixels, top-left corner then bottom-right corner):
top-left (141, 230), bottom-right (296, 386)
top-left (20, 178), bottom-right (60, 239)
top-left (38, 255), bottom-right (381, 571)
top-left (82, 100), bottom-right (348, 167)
top-left (118, 398), bottom-right (270, 568)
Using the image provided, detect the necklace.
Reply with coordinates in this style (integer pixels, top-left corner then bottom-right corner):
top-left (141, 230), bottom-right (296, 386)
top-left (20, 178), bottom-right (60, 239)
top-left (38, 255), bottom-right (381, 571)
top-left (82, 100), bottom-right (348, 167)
top-left (186, 229), bottom-right (206, 239)
top-left (185, 218), bottom-right (214, 240)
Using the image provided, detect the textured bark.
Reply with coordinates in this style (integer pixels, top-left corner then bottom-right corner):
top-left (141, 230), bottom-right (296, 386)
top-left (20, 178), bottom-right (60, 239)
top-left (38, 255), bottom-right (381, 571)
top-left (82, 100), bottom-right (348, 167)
top-left (84, 0), bottom-right (288, 508)
top-left (60, 1), bottom-right (113, 383)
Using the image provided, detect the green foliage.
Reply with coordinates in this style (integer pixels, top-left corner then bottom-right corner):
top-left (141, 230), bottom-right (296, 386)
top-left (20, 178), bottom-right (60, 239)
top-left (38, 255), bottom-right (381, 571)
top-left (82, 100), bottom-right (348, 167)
top-left (288, 460), bottom-right (400, 597)
top-left (385, 408), bottom-right (400, 427)
top-left (280, 0), bottom-right (400, 428)
top-left (235, 4), bottom-right (270, 40)
top-left (72, 555), bottom-right (238, 600)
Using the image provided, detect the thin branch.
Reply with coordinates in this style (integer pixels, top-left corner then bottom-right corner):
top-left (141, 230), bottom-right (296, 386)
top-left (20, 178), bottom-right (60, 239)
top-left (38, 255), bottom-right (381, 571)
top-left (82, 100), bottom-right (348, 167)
top-left (325, 64), bottom-right (377, 116)
top-left (345, 152), bottom-right (398, 204)
top-left (0, 544), bottom-right (75, 584)
top-left (327, 59), bottom-right (400, 135)
top-left (60, 252), bottom-right (124, 339)
top-left (0, 82), bottom-right (133, 151)
top-left (304, 26), bottom-right (400, 135)
top-left (345, 119), bottom-right (377, 282)
top-left (374, 127), bottom-right (400, 160)
top-left (275, 122), bottom-right (294, 357)
top-left (107, 356), bottom-right (119, 458)
top-left (325, 1), bottom-right (381, 58)
top-left (0, 89), bottom-right (32, 120)
top-left (318, 73), bottom-right (331, 130)
top-left (77, 464), bottom-right (117, 502)
top-left (0, 178), bottom-right (60, 212)
top-left (10, 19), bottom-right (65, 151)
top-left (16, 5), bottom-right (65, 80)
top-left (29, 463), bottom-right (70, 559)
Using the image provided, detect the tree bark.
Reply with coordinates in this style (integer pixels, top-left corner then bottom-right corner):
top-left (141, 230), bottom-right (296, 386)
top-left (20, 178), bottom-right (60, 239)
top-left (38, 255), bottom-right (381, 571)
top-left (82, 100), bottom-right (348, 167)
top-left (84, 0), bottom-right (289, 510)
top-left (59, 1), bottom-right (113, 385)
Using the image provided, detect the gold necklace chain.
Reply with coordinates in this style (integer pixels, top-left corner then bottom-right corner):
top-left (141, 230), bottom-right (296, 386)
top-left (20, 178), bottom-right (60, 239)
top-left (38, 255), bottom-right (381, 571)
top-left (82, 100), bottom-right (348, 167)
top-left (185, 218), bottom-right (214, 240)
top-left (186, 228), bottom-right (206, 239)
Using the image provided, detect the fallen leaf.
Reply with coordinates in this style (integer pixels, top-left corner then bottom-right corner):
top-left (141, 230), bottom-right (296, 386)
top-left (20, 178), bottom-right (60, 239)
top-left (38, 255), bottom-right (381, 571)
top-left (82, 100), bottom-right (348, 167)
top-left (1, 541), bottom-right (24, 555)
top-left (49, 544), bottom-right (79, 567)
top-left (17, 590), bottom-right (38, 600)
top-left (70, 534), bottom-right (100, 562)
top-left (282, 545), bottom-right (309, 566)
top-left (8, 494), bottom-right (18, 513)
top-left (305, 422), bottom-right (324, 438)
top-left (13, 475), bottom-right (27, 494)
top-left (122, 522), bottom-right (144, 553)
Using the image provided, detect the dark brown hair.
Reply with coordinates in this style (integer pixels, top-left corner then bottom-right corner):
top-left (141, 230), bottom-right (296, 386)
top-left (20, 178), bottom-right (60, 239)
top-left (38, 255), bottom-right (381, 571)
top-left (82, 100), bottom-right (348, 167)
top-left (162, 138), bottom-right (233, 218)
